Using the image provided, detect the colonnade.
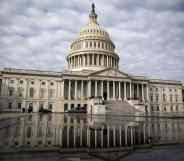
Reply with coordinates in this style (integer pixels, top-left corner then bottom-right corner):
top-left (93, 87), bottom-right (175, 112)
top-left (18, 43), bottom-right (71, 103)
top-left (63, 79), bottom-right (149, 101)
top-left (68, 54), bottom-right (119, 69)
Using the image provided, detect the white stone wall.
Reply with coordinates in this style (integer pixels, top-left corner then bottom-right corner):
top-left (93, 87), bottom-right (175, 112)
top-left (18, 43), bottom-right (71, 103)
top-left (149, 83), bottom-right (184, 112)
top-left (0, 73), bottom-right (64, 112)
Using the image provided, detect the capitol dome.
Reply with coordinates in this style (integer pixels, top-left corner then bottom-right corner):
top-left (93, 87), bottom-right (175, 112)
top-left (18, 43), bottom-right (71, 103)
top-left (67, 3), bottom-right (119, 71)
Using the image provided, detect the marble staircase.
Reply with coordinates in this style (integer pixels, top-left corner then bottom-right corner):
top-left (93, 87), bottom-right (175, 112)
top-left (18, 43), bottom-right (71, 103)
top-left (104, 100), bottom-right (141, 115)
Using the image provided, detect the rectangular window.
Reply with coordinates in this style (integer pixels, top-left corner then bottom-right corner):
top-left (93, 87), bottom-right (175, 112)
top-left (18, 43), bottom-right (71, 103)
top-left (49, 104), bottom-right (53, 110)
top-left (18, 103), bottom-right (21, 109)
top-left (8, 102), bottom-right (12, 109)
top-left (9, 87), bottom-right (14, 96)
top-left (49, 89), bottom-right (55, 98)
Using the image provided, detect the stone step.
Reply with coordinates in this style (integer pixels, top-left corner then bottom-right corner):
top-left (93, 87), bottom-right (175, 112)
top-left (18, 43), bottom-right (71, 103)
top-left (105, 100), bottom-right (140, 114)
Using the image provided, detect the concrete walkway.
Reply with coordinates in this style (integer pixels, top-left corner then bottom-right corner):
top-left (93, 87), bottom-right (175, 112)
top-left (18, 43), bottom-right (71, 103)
top-left (121, 145), bottom-right (184, 161)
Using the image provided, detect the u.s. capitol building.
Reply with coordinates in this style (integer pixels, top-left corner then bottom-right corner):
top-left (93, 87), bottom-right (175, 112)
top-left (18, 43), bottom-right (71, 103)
top-left (0, 4), bottom-right (183, 114)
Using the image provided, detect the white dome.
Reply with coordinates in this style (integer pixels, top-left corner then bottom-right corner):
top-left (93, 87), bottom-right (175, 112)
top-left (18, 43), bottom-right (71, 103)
top-left (67, 3), bottom-right (119, 71)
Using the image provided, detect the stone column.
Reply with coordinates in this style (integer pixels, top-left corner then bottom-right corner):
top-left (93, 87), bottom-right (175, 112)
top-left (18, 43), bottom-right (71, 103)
top-left (113, 81), bottom-right (115, 100)
top-left (101, 81), bottom-right (104, 99)
top-left (101, 126), bottom-right (104, 148)
top-left (124, 82), bottom-right (127, 100)
top-left (88, 80), bottom-right (91, 98)
top-left (119, 126), bottom-right (122, 147)
top-left (142, 84), bottom-right (144, 102)
top-left (80, 126), bottom-right (83, 146)
top-left (59, 128), bottom-right (63, 147)
top-left (130, 82), bottom-right (132, 99)
top-left (78, 56), bottom-right (80, 67)
top-left (88, 127), bottom-right (91, 147)
top-left (130, 127), bottom-right (134, 145)
top-left (73, 127), bottom-right (76, 147)
top-left (143, 124), bottom-right (146, 144)
top-left (107, 56), bottom-right (109, 67)
top-left (95, 129), bottom-right (97, 148)
top-left (118, 81), bottom-right (121, 100)
top-left (113, 126), bottom-right (116, 147)
top-left (97, 54), bottom-right (99, 66)
top-left (67, 126), bottom-right (70, 147)
top-left (88, 55), bottom-right (90, 66)
top-left (137, 84), bottom-right (139, 100)
top-left (146, 84), bottom-right (149, 102)
top-left (95, 80), bottom-right (97, 97)
top-left (125, 126), bottom-right (128, 145)
top-left (107, 126), bottom-right (110, 147)
top-left (61, 80), bottom-right (65, 99)
top-left (92, 54), bottom-right (94, 65)
top-left (68, 80), bottom-right (71, 100)
top-left (107, 81), bottom-right (110, 100)
top-left (75, 80), bottom-right (77, 100)
top-left (81, 80), bottom-right (84, 100)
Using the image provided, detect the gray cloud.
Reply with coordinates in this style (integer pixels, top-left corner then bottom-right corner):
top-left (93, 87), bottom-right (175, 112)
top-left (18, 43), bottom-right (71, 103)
top-left (0, 0), bottom-right (184, 81)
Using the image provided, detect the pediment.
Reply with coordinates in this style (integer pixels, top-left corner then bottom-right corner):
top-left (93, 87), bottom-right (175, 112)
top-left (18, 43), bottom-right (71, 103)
top-left (90, 68), bottom-right (130, 78)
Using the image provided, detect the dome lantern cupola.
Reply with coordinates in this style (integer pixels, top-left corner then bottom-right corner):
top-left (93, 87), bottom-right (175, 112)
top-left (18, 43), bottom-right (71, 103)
top-left (89, 3), bottom-right (98, 25)
top-left (67, 3), bottom-right (119, 71)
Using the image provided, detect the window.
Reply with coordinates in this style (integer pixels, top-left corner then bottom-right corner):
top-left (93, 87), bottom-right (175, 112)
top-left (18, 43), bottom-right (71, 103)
top-left (18, 87), bottom-right (24, 97)
top-left (50, 82), bottom-right (54, 86)
top-left (31, 81), bottom-right (34, 85)
top-left (17, 103), bottom-right (21, 109)
top-left (10, 80), bottom-right (14, 83)
top-left (49, 89), bottom-right (54, 98)
top-left (42, 81), bottom-right (46, 85)
top-left (175, 95), bottom-right (178, 102)
top-left (29, 88), bottom-right (34, 98)
top-left (157, 106), bottom-right (159, 111)
top-left (170, 106), bottom-right (173, 111)
top-left (8, 87), bottom-right (14, 96)
top-left (176, 105), bottom-right (178, 112)
top-left (40, 88), bottom-right (45, 98)
top-left (163, 93), bottom-right (166, 102)
top-left (8, 102), bottom-right (12, 109)
top-left (170, 94), bottom-right (173, 102)
top-left (20, 80), bottom-right (24, 84)
top-left (39, 103), bottom-right (44, 111)
top-left (150, 94), bottom-right (153, 102)
top-left (27, 127), bottom-right (32, 138)
top-left (151, 106), bottom-right (154, 111)
top-left (164, 106), bottom-right (167, 111)
top-left (156, 94), bottom-right (159, 102)
top-left (64, 104), bottom-right (68, 112)
top-left (49, 104), bottom-right (53, 110)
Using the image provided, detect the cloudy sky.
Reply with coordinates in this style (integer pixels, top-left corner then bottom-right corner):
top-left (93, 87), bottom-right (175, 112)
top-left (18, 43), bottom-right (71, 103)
top-left (0, 0), bottom-right (184, 81)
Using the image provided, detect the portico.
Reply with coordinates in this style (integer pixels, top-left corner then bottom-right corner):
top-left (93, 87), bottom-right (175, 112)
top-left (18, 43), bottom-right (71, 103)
top-left (62, 68), bottom-right (149, 111)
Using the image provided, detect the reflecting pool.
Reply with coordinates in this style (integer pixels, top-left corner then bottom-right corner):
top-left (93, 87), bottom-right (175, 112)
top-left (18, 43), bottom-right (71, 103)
top-left (0, 114), bottom-right (184, 160)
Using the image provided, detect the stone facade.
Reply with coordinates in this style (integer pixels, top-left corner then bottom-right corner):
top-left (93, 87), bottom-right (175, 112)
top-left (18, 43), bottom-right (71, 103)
top-left (0, 4), bottom-right (183, 113)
